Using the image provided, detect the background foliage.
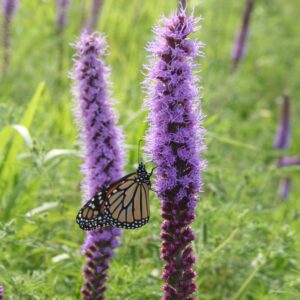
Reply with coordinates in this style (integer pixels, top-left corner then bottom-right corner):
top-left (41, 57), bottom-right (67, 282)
top-left (0, 0), bottom-right (300, 299)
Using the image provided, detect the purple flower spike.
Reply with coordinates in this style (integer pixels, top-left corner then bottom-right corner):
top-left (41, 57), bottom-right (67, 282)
top-left (279, 176), bottom-right (291, 199)
top-left (145, 9), bottom-right (205, 299)
top-left (2, 0), bottom-right (18, 71)
top-left (274, 95), bottom-right (291, 150)
top-left (73, 32), bottom-right (124, 299)
top-left (231, 0), bottom-right (254, 70)
top-left (56, 0), bottom-right (71, 34)
top-left (2, 0), bottom-right (17, 17)
top-left (277, 156), bottom-right (300, 168)
top-left (273, 95), bottom-right (294, 198)
top-left (0, 285), bottom-right (3, 300)
top-left (85, 0), bottom-right (104, 33)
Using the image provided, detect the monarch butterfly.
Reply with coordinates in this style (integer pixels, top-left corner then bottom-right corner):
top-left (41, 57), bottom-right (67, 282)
top-left (76, 188), bottom-right (112, 231)
top-left (76, 162), bottom-right (154, 230)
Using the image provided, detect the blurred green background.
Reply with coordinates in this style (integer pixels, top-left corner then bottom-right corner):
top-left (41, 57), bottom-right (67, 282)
top-left (0, 0), bottom-right (300, 299)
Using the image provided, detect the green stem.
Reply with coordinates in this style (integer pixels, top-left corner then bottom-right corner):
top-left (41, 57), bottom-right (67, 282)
top-left (231, 261), bottom-right (266, 300)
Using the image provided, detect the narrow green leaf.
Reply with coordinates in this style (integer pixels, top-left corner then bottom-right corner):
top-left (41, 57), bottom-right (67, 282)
top-left (0, 82), bottom-right (46, 211)
top-left (26, 202), bottom-right (59, 217)
top-left (44, 149), bottom-right (78, 162)
top-left (11, 125), bottom-right (33, 149)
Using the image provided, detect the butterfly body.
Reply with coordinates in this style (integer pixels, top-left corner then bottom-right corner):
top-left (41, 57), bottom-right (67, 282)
top-left (76, 163), bottom-right (153, 230)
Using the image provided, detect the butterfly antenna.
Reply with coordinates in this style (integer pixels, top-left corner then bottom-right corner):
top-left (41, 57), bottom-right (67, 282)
top-left (149, 166), bottom-right (157, 177)
top-left (137, 139), bottom-right (143, 164)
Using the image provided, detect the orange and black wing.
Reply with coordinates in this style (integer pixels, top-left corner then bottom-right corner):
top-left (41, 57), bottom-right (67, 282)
top-left (76, 189), bottom-right (112, 231)
top-left (104, 174), bottom-right (150, 229)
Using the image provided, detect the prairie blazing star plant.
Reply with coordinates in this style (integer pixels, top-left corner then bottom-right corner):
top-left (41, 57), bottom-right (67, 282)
top-left (277, 156), bottom-right (300, 168)
top-left (231, 0), bottom-right (254, 70)
top-left (0, 285), bottom-right (3, 300)
top-left (2, 0), bottom-right (18, 71)
top-left (274, 95), bottom-right (292, 198)
top-left (274, 95), bottom-right (290, 150)
top-left (85, 0), bottom-right (104, 33)
top-left (56, 0), bottom-right (71, 34)
top-left (273, 95), bottom-right (300, 198)
top-left (145, 9), bottom-right (205, 300)
top-left (73, 32), bottom-right (123, 299)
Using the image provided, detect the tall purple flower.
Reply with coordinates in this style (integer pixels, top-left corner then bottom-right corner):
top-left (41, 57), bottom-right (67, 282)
top-left (279, 176), bottom-right (291, 199)
top-left (274, 95), bottom-right (292, 199)
top-left (277, 156), bottom-right (300, 168)
top-left (85, 0), bottom-right (104, 33)
top-left (2, 0), bottom-right (17, 17)
top-left (274, 95), bottom-right (290, 150)
top-left (56, 0), bottom-right (71, 34)
top-left (0, 285), bottom-right (3, 300)
top-left (231, 0), bottom-right (254, 70)
top-left (73, 32), bottom-right (123, 299)
top-left (145, 9), bottom-right (205, 300)
top-left (2, 0), bottom-right (18, 71)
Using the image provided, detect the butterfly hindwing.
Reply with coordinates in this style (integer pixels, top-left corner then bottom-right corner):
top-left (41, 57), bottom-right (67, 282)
top-left (76, 189), bottom-right (112, 231)
top-left (104, 164), bottom-right (151, 229)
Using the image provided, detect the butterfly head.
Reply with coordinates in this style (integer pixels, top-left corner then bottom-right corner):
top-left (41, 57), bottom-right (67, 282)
top-left (137, 162), bottom-right (152, 185)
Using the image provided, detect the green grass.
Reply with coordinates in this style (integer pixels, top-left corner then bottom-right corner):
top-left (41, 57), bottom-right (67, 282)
top-left (1, 0), bottom-right (300, 299)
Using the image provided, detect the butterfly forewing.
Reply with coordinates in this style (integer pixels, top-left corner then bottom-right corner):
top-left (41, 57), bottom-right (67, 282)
top-left (76, 190), bottom-right (112, 231)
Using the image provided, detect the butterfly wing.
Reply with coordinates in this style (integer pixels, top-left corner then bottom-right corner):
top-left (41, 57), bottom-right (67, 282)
top-left (76, 189), bottom-right (112, 231)
top-left (104, 173), bottom-right (150, 229)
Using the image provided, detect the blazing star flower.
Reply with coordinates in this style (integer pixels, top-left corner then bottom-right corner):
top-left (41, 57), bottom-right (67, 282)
top-left (279, 176), bottom-right (291, 199)
top-left (73, 32), bottom-right (123, 299)
top-left (56, 0), bottom-right (71, 34)
top-left (277, 156), bottom-right (300, 199)
top-left (145, 9), bottom-right (205, 300)
top-left (85, 0), bottom-right (104, 33)
top-left (2, 0), bottom-right (18, 71)
top-left (277, 156), bottom-right (300, 168)
top-left (231, 0), bottom-right (254, 70)
top-left (274, 95), bottom-right (290, 150)
top-left (2, 0), bottom-right (17, 17)
top-left (273, 95), bottom-right (293, 199)
top-left (0, 285), bottom-right (3, 300)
